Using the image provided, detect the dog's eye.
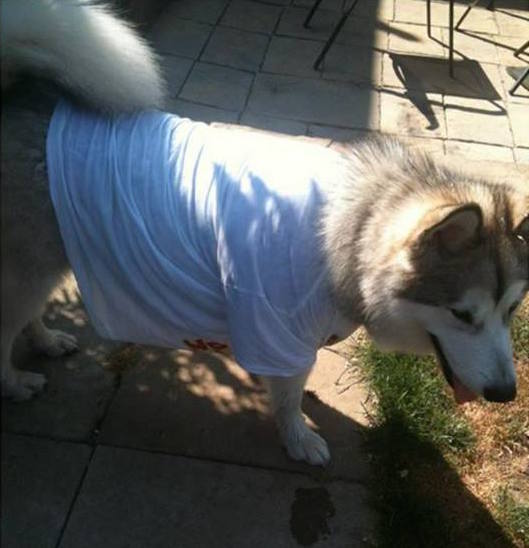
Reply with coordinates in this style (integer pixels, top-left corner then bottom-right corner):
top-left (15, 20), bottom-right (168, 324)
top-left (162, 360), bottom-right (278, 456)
top-left (450, 308), bottom-right (473, 325)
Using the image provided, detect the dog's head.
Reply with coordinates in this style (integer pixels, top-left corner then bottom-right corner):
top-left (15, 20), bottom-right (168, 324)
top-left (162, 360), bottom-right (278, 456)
top-left (363, 189), bottom-right (528, 404)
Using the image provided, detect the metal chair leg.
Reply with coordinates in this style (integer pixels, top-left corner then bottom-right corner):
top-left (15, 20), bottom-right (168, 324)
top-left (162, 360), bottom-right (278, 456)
top-left (313, 0), bottom-right (361, 70)
top-left (304, 0), bottom-right (324, 28)
top-left (449, 0), bottom-right (454, 77)
top-left (509, 67), bottom-right (529, 95)
top-left (454, 0), bottom-right (482, 30)
top-left (514, 40), bottom-right (529, 58)
top-left (426, 0), bottom-right (432, 38)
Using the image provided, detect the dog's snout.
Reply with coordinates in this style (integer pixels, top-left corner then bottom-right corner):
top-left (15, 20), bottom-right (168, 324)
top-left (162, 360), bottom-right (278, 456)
top-left (483, 383), bottom-right (517, 403)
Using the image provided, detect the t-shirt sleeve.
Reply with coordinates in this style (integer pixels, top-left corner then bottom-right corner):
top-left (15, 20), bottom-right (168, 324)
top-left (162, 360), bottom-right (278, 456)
top-left (225, 287), bottom-right (317, 377)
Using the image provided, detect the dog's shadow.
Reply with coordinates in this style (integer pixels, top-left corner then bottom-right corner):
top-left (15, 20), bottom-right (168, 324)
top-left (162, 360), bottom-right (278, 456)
top-left (2, 287), bottom-right (515, 547)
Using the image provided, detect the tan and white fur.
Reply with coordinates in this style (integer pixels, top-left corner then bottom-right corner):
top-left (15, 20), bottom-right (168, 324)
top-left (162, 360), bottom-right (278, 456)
top-left (2, 0), bottom-right (528, 466)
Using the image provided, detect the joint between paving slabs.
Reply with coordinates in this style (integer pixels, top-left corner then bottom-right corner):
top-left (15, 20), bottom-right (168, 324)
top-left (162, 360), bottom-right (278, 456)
top-left (53, 445), bottom-right (97, 548)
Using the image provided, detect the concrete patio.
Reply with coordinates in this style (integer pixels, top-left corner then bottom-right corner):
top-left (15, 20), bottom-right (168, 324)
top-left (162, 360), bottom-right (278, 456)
top-left (2, 0), bottom-right (528, 547)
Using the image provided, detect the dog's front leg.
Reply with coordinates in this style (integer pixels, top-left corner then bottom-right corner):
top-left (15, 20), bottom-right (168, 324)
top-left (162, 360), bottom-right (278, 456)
top-left (262, 370), bottom-right (330, 466)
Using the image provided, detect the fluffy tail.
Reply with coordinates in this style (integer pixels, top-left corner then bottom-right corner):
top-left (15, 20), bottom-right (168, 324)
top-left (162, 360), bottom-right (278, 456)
top-left (1, 0), bottom-right (166, 112)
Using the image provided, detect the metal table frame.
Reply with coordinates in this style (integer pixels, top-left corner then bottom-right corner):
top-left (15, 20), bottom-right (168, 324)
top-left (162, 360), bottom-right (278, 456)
top-left (510, 39), bottom-right (529, 95)
top-left (305, 0), bottom-right (495, 77)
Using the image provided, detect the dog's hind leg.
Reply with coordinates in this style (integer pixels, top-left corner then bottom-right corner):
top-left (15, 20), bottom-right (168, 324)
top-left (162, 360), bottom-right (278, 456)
top-left (1, 269), bottom-right (74, 400)
top-left (262, 369), bottom-right (331, 466)
top-left (1, 339), bottom-right (47, 402)
top-left (1, 278), bottom-right (49, 401)
top-left (1, 100), bottom-right (73, 400)
top-left (24, 317), bottom-right (78, 357)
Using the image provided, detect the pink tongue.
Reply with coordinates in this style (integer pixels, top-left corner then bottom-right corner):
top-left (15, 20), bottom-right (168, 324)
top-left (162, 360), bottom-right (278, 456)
top-left (452, 376), bottom-right (478, 404)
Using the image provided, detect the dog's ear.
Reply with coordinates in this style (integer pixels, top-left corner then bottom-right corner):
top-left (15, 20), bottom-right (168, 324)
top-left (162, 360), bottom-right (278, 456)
top-left (416, 203), bottom-right (483, 254)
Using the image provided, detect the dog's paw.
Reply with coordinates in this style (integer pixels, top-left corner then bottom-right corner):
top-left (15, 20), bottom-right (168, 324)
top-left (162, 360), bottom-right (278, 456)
top-left (32, 329), bottom-right (79, 357)
top-left (281, 420), bottom-right (331, 466)
top-left (2, 370), bottom-right (47, 401)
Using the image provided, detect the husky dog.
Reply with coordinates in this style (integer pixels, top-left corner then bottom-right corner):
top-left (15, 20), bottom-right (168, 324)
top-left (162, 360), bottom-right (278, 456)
top-left (2, 1), bottom-right (528, 466)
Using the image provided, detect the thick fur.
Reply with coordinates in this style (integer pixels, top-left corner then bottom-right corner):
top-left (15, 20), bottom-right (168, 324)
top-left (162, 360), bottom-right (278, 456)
top-left (1, 0), bottom-right (166, 112)
top-left (2, 1), bottom-right (528, 465)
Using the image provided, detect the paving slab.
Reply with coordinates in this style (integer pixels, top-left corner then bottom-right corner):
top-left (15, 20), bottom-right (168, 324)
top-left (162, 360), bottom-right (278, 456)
top-left (388, 21), bottom-right (446, 58)
top-left (262, 36), bottom-right (324, 78)
top-left (337, 16), bottom-right (390, 50)
top-left (149, 15), bottom-right (212, 58)
top-left (442, 155), bottom-right (526, 186)
top-left (352, 0), bottom-right (395, 21)
top-left (496, 35), bottom-right (529, 67)
top-left (445, 139), bottom-right (516, 163)
top-left (380, 90), bottom-right (446, 138)
top-left (444, 27), bottom-right (500, 64)
top-left (293, 0), bottom-right (395, 22)
top-left (517, 165), bottom-right (529, 181)
top-left (220, 0), bottom-right (283, 34)
top-left (239, 111), bottom-right (309, 135)
top-left (180, 62), bottom-right (254, 110)
top-left (166, 98), bottom-right (239, 123)
top-left (321, 46), bottom-right (383, 85)
top-left (59, 445), bottom-right (377, 548)
top-left (308, 124), bottom-right (369, 142)
top-left (213, 119), bottom-right (332, 147)
top-left (158, 0), bottom-right (229, 24)
top-left (508, 102), bottom-right (529, 147)
top-left (399, 134), bottom-right (446, 158)
top-left (515, 146), bottom-right (529, 165)
top-left (444, 96), bottom-right (513, 146)
top-left (247, 73), bottom-right (379, 129)
top-left (394, 0), bottom-right (450, 27)
top-left (382, 53), bottom-right (504, 100)
top-left (98, 345), bottom-right (371, 481)
top-left (453, 3), bottom-right (499, 34)
top-left (159, 55), bottom-right (194, 97)
top-left (2, 434), bottom-right (91, 548)
top-left (494, 9), bottom-right (529, 37)
top-left (293, 0), bottom-right (344, 10)
top-left (2, 278), bottom-right (117, 441)
top-left (256, 0), bottom-right (290, 5)
top-left (277, 6), bottom-right (342, 42)
top-left (201, 26), bottom-right (269, 71)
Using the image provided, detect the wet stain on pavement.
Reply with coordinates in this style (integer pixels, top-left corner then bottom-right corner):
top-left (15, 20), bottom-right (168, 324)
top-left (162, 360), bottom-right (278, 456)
top-left (289, 486), bottom-right (336, 546)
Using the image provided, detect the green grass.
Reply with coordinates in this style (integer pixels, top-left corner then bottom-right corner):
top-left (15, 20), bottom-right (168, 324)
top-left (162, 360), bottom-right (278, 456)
top-left (358, 347), bottom-right (474, 452)
top-left (356, 346), bottom-right (515, 547)
top-left (512, 307), bottom-right (529, 361)
top-left (496, 488), bottom-right (529, 547)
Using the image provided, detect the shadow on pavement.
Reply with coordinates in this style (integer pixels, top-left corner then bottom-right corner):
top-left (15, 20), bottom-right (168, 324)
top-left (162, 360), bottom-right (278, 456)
top-left (1, 290), bottom-right (516, 547)
top-left (389, 53), bottom-right (502, 100)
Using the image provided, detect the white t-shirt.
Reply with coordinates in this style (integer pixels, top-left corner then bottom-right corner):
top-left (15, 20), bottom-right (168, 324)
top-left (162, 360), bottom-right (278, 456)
top-left (47, 100), bottom-right (353, 376)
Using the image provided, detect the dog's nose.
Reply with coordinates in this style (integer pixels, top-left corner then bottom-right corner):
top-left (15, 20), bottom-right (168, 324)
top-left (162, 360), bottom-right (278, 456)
top-left (483, 383), bottom-right (516, 403)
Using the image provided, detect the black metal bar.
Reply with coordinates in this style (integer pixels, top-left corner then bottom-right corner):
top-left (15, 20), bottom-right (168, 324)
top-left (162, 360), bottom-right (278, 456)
top-left (509, 67), bottom-right (529, 95)
top-left (449, 0), bottom-right (454, 77)
top-left (426, 0), bottom-right (432, 38)
top-left (514, 39), bottom-right (529, 58)
top-left (313, 0), bottom-right (361, 70)
top-left (304, 0), bottom-right (324, 28)
top-left (455, 0), bottom-right (482, 30)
